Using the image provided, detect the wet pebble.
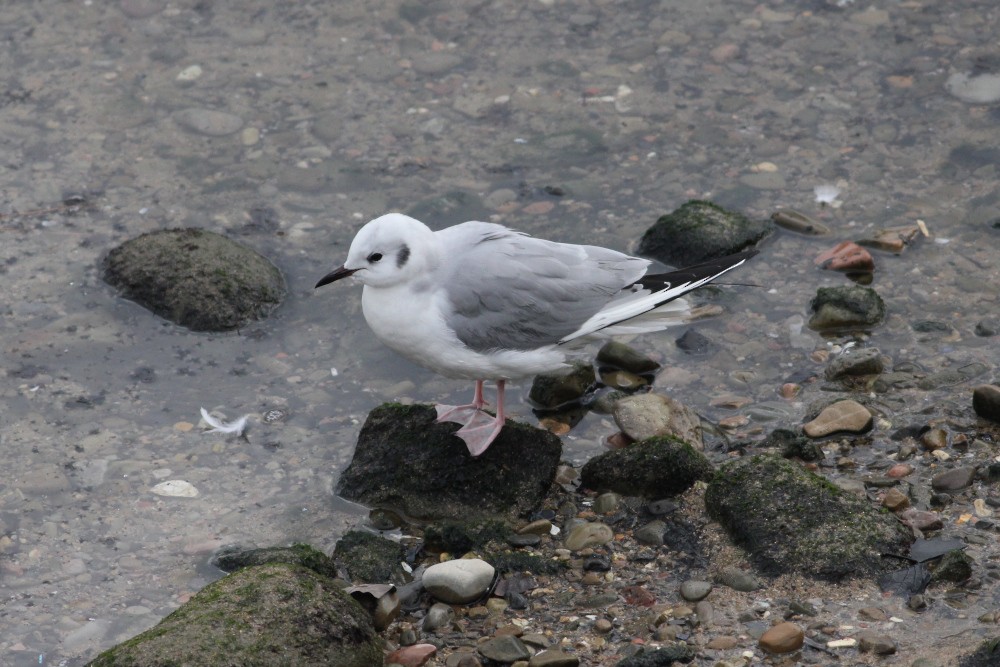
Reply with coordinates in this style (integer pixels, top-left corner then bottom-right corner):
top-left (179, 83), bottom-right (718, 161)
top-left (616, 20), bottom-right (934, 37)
top-left (564, 522), bottom-right (613, 551)
top-left (759, 621), bottom-right (804, 653)
top-left (695, 600), bottom-right (714, 626)
top-left (478, 635), bottom-right (530, 663)
top-left (583, 554), bottom-right (611, 572)
top-left (858, 632), bottom-right (897, 655)
top-left (824, 348), bottom-right (884, 379)
top-left (714, 566), bottom-right (761, 592)
top-left (881, 488), bottom-right (910, 512)
top-left (387, 643), bottom-right (438, 666)
top-left (528, 649), bottom-right (580, 666)
top-left (612, 393), bottom-right (702, 446)
top-left (679, 580), bottom-right (712, 602)
top-left (173, 108), bottom-right (244, 136)
top-left (887, 464), bottom-right (914, 478)
top-left (920, 428), bottom-right (948, 451)
top-left (771, 209), bottom-right (830, 235)
top-left (422, 559), bottom-right (495, 604)
top-left (151, 480), bottom-right (199, 498)
top-left (422, 602), bottom-right (454, 632)
top-left (972, 385), bottom-right (1000, 423)
top-left (900, 509), bottom-right (943, 531)
top-left (596, 341), bottom-right (660, 375)
top-left (592, 492), bottom-right (620, 515)
top-left (633, 520), bottom-right (665, 546)
top-left (931, 467), bottom-right (976, 492)
top-left (803, 399), bottom-right (872, 437)
top-left (815, 241), bottom-right (875, 273)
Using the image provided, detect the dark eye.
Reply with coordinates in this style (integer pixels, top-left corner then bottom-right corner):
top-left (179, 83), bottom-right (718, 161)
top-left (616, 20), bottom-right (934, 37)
top-left (367, 252), bottom-right (383, 263)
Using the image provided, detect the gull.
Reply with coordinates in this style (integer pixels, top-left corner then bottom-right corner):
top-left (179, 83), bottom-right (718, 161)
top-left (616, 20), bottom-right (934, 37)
top-left (316, 213), bottom-right (756, 457)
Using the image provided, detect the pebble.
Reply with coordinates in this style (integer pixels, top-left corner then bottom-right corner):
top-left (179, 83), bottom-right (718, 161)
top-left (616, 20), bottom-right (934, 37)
top-left (714, 566), bottom-right (761, 592)
top-left (151, 480), bottom-right (199, 498)
top-left (824, 348), bottom-right (884, 379)
top-left (706, 636), bottom-right (739, 650)
top-left (759, 622), bottom-right (804, 653)
top-left (422, 559), bottom-right (495, 604)
top-left (900, 509), bottom-right (943, 531)
top-left (931, 467), bottom-right (976, 492)
top-left (920, 428), bottom-right (948, 451)
top-left (946, 71), bottom-right (1000, 104)
top-left (815, 241), bottom-right (875, 273)
top-left (387, 644), bottom-right (438, 667)
top-left (422, 602), bottom-right (455, 632)
top-left (173, 108), bottom-right (244, 136)
top-left (612, 393), bottom-right (703, 446)
top-left (592, 493), bottom-right (620, 515)
top-left (881, 488), bottom-right (909, 512)
top-left (633, 520), bottom-right (665, 546)
top-left (858, 632), bottom-right (897, 655)
top-left (973, 385), bottom-right (1000, 423)
top-left (563, 522), bottom-right (613, 551)
top-left (695, 600), bottom-right (714, 626)
top-left (803, 400), bottom-right (873, 437)
top-left (528, 649), bottom-right (580, 667)
top-left (827, 638), bottom-right (857, 649)
top-left (858, 607), bottom-right (888, 622)
top-left (478, 635), bottom-right (531, 663)
top-left (518, 519), bottom-right (553, 535)
top-left (593, 619), bottom-right (613, 634)
top-left (771, 209), bottom-right (830, 235)
top-left (679, 580), bottom-right (712, 602)
top-left (887, 464), bottom-right (914, 478)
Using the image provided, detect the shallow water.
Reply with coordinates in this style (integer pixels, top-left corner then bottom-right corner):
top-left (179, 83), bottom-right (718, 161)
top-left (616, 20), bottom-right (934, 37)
top-left (1, 0), bottom-right (999, 664)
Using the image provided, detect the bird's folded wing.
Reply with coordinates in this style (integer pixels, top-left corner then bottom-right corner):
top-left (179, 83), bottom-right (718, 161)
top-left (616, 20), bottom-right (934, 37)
top-left (436, 222), bottom-right (648, 352)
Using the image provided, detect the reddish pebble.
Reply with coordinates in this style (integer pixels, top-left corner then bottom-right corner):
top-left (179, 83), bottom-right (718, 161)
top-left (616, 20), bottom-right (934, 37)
top-left (604, 432), bottom-right (633, 449)
top-left (719, 415), bottom-right (749, 429)
top-left (815, 241), bottom-right (875, 273)
top-left (523, 201), bottom-right (555, 215)
top-left (386, 643), bottom-right (437, 667)
top-left (779, 383), bottom-right (801, 399)
top-left (887, 463), bottom-right (914, 478)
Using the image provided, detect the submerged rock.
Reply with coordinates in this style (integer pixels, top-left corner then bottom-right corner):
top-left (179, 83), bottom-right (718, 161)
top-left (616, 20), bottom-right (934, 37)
top-left (973, 384), bottom-right (1000, 423)
top-left (212, 543), bottom-right (338, 579)
top-left (705, 455), bottom-right (912, 580)
top-left (637, 200), bottom-right (770, 266)
top-left (86, 564), bottom-right (382, 666)
top-left (333, 531), bottom-right (409, 584)
top-left (612, 393), bottom-right (703, 446)
top-left (336, 404), bottom-right (561, 520)
top-left (808, 285), bottom-right (886, 332)
top-left (103, 228), bottom-right (285, 331)
top-left (580, 436), bottom-right (713, 497)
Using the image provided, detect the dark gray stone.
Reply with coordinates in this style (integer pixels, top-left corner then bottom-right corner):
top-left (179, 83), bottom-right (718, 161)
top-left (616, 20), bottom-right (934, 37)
top-left (581, 436), bottom-right (713, 498)
top-left (337, 404), bottom-right (561, 520)
top-left (973, 385), bottom-right (1000, 423)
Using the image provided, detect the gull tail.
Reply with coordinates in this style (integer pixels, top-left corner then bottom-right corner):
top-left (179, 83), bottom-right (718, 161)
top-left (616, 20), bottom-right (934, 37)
top-left (557, 249), bottom-right (758, 344)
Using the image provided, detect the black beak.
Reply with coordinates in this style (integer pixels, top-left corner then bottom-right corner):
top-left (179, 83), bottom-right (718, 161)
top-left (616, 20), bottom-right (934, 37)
top-left (315, 265), bottom-right (359, 288)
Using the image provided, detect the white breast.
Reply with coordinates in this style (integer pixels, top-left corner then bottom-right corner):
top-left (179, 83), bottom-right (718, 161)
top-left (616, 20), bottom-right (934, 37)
top-left (360, 284), bottom-right (569, 381)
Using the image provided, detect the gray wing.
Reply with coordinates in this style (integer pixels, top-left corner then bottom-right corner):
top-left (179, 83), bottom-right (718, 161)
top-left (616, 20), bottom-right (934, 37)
top-left (436, 222), bottom-right (648, 351)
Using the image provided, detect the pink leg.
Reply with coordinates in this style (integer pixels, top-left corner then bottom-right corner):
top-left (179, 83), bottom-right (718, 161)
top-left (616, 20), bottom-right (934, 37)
top-left (454, 380), bottom-right (507, 457)
top-left (435, 380), bottom-right (489, 424)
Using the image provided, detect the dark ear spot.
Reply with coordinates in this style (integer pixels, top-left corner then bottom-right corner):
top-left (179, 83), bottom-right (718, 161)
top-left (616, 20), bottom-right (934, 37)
top-left (396, 244), bottom-right (410, 268)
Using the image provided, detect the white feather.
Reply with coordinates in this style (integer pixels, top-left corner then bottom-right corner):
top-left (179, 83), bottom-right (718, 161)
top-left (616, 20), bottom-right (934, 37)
top-left (199, 407), bottom-right (250, 435)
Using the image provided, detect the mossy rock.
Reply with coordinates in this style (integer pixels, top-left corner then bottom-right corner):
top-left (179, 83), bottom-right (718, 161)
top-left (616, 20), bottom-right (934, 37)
top-left (332, 531), bottom-right (409, 584)
top-left (86, 563), bottom-right (382, 667)
top-left (213, 543), bottom-right (338, 579)
top-left (705, 455), bottom-right (912, 581)
top-left (808, 285), bottom-right (886, 332)
top-left (580, 435), bottom-right (714, 498)
top-left (637, 200), bottom-right (771, 266)
top-left (103, 228), bottom-right (285, 331)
